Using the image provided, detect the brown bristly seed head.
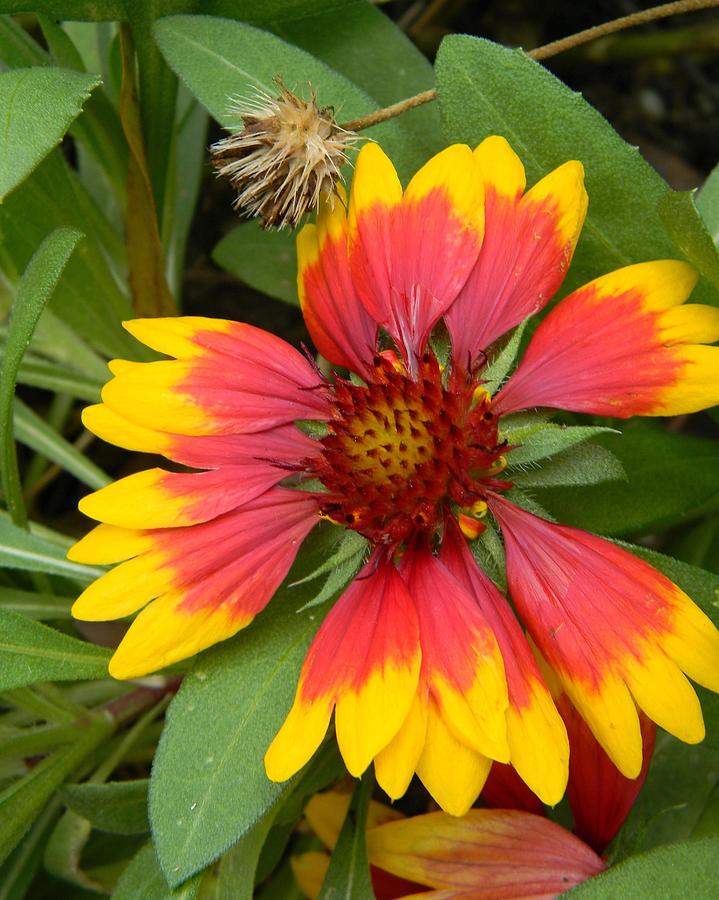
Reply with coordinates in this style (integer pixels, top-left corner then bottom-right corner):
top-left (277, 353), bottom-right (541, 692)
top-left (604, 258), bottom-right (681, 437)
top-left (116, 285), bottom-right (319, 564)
top-left (210, 79), bottom-right (359, 230)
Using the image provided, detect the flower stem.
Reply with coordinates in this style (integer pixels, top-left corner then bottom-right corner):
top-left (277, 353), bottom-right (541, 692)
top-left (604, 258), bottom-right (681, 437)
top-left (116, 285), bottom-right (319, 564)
top-left (340, 0), bottom-right (719, 132)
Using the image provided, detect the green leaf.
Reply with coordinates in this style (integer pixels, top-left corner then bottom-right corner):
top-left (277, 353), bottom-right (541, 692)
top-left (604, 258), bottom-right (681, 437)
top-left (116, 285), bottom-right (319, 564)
top-left (482, 321), bottom-right (527, 395)
top-left (0, 515), bottom-right (101, 580)
top-left (535, 429), bottom-right (719, 536)
top-left (434, 35), bottom-right (719, 308)
top-left (511, 442), bottom-right (625, 489)
top-left (0, 2), bottom-right (124, 17)
top-left (0, 714), bottom-right (111, 867)
top-left (692, 780), bottom-right (719, 839)
top-left (13, 399), bottom-right (110, 490)
top-left (12, 356), bottom-right (101, 403)
top-left (698, 161), bottom-right (719, 245)
top-left (567, 836), bottom-right (719, 898)
top-left (659, 191), bottom-right (719, 294)
top-left (0, 151), bottom-right (136, 359)
top-left (152, 15), bottom-right (414, 176)
top-left (149, 529), bottom-right (340, 886)
top-left (504, 424), bottom-right (616, 467)
top-left (0, 588), bottom-right (73, 620)
top-left (318, 776), bottom-right (373, 900)
top-left (0, 67), bottom-right (100, 202)
top-left (112, 843), bottom-right (201, 900)
top-left (212, 224), bottom-right (298, 306)
top-left (61, 780), bottom-right (150, 835)
top-left (0, 227), bottom-right (83, 526)
top-left (215, 814), bottom-right (277, 900)
top-left (0, 797), bottom-right (61, 900)
top-left (0, 608), bottom-right (111, 690)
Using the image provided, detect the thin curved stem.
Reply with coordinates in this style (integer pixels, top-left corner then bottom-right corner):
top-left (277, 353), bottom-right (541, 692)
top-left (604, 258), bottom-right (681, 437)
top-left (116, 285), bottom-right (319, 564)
top-left (339, 0), bottom-right (719, 132)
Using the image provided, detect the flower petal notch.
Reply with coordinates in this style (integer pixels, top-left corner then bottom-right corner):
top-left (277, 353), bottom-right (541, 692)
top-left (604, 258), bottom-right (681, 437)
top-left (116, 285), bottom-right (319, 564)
top-left (265, 556), bottom-right (421, 782)
top-left (490, 494), bottom-right (719, 777)
top-left (494, 260), bottom-right (719, 417)
top-left (103, 317), bottom-right (330, 436)
top-left (72, 488), bottom-right (318, 679)
top-left (348, 142), bottom-right (484, 362)
top-left (446, 135), bottom-right (587, 366)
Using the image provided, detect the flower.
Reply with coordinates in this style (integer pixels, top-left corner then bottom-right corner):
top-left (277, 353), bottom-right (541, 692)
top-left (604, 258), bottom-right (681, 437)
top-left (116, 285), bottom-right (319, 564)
top-left (210, 80), bottom-right (356, 229)
top-left (70, 138), bottom-right (719, 816)
top-left (292, 790), bottom-right (606, 899)
top-left (483, 692), bottom-right (656, 854)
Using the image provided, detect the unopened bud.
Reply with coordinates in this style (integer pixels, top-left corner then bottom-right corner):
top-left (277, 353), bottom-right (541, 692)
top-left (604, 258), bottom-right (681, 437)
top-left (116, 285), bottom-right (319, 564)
top-left (210, 79), bottom-right (358, 230)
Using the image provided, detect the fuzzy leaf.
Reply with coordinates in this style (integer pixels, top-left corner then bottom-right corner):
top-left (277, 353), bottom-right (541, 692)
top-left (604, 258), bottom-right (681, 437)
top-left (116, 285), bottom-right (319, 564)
top-left (567, 836), bottom-right (719, 898)
top-left (0, 67), bottom-right (100, 202)
top-left (482, 321), bottom-right (527, 395)
top-left (435, 35), bottom-right (719, 307)
top-left (511, 442), bottom-right (625, 488)
top-left (660, 190), bottom-right (719, 294)
top-left (0, 227), bottom-right (83, 526)
top-left (0, 608), bottom-right (111, 690)
top-left (112, 843), bottom-right (201, 900)
top-left (318, 776), bottom-right (373, 900)
top-left (0, 516), bottom-right (101, 581)
top-left (505, 424), bottom-right (616, 467)
top-left (212, 224), bottom-right (298, 306)
top-left (152, 15), bottom-right (414, 176)
top-left (149, 527), bottom-right (344, 886)
top-left (536, 429), bottom-right (719, 536)
top-left (13, 398), bottom-right (110, 490)
top-left (61, 780), bottom-right (150, 835)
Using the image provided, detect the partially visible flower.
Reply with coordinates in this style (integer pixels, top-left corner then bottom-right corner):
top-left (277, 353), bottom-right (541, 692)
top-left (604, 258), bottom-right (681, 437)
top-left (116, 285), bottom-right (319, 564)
top-left (70, 137), bottom-right (719, 816)
top-left (292, 791), bottom-right (606, 899)
top-left (483, 691), bottom-right (656, 854)
top-left (210, 79), bottom-right (356, 229)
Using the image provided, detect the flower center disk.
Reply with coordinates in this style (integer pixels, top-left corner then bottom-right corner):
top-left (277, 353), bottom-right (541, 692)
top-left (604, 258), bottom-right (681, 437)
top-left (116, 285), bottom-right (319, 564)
top-left (315, 353), bottom-right (508, 544)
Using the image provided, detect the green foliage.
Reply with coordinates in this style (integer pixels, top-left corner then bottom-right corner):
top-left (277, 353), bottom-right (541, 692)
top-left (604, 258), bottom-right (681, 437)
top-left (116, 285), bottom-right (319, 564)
top-left (213, 224), bottom-right (298, 306)
top-left (317, 776), bottom-right (373, 899)
top-left (536, 429), bottom-right (719, 536)
top-left (0, 609), bottom-right (111, 690)
top-left (61, 780), bottom-right (150, 834)
top-left (0, 228), bottom-right (83, 526)
top-left (0, 68), bottom-right (100, 201)
top-left (435, 35), bottom-right (719, 307)
top-left (568, 836), bottom-right (719, 898)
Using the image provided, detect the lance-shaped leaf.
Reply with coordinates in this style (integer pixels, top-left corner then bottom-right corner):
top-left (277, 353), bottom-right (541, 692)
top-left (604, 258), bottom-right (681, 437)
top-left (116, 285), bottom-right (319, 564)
top-left (0, 67), bottom-right (100, 202)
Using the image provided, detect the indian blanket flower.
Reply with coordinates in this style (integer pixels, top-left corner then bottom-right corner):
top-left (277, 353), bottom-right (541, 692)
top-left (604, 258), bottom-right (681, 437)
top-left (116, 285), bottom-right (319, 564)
top-left (292, 790), bottom-right (606, 899)
top-left (69, 137), bottom-right (719, 816)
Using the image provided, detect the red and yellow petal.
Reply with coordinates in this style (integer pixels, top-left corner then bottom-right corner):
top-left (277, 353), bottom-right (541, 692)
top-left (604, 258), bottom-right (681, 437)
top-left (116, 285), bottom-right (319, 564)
top-left (348, 143), bottom-right (483, 361)
top-left (265, 557), bottom-right (421, 782)
top-left (446, 137), bottom-right (587, 366)
top-left (415, 698), bottom-right (492, 817)
top-left (374, 693), bottom-right (428, 801)
top-left (82, 402), bottom-right (318, 470)
top-left (490, 494), bottom-right (719, 777)
top-left (495, 259), bottom-right (719, 417)
top-left (440, 520), bottom-right (569, 806)
top-left (560, 694), bottom-right (656, 854)
top-left (366, 809), bottom-right (605, 896)
top-left (78, 464), bottom-right (286, 530)
top-left (297, 190), bottom-right (377, 375)
top-left (72, 488), bottom-right (318, 678)
top-left (403, 547), bottom-right (509, 763)
top-left (101, 318), bottom-right (330, 437)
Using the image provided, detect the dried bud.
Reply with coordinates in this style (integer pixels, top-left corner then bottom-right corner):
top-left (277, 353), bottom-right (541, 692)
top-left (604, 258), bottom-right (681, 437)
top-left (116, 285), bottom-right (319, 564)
top-left (210, 80), bottom-right (357, 230)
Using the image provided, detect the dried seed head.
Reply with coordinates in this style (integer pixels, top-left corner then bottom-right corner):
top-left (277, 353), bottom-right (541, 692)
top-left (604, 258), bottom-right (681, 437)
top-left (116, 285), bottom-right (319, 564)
top-left (210, 79), bottom-right (358, 230)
